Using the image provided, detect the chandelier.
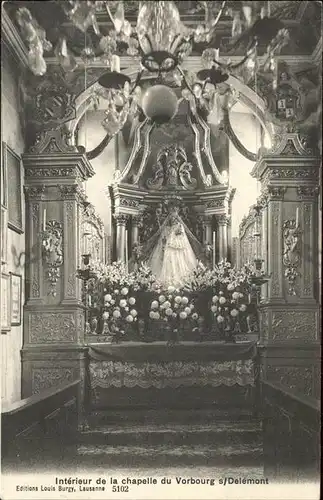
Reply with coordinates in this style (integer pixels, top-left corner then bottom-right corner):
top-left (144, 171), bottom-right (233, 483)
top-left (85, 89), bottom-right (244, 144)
top-left (16, 1), bottom-right (289, 155)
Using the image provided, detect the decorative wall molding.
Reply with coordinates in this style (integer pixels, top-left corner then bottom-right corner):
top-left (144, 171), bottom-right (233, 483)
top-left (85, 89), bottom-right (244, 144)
top-left (266, 365), bottom-right (313, 397)
top-left (29, 312), bottom-right (77, 343)
top-left (271, 310), bottom-right (317, 342)
top-left (32, 367), bottom-right (74, 394)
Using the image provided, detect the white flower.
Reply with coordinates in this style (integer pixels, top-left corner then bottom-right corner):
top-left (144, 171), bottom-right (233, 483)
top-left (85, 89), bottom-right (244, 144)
top-left (121, 287), bottom-right (129, 295)
top-left (172, 312), bottom-right (177, 318)
top-left (174, 303), bottom-right (179, 309)
top-left (230, 309), bottom-right (239, 317)
top-left (239, 293), bottom-right (244, 298)
top-left (227, 283), bottom-right (235, 291)
top-left (154, 311), bottom-right (160, 320)
top-left (102, 311), bottom-right (109, 320)
top-left (184, 307), bottom-right (191, 315)
top-left (151, 300), bottom-right (159, 309)
top-left (113, 310), bottom-right (121, 319)
top-left (125, 307), bottom-right (129, 311)
top-left (114, 289), bottom-right (119, 295)
top-left (149, 311), bottom-right (156, 319)
top-left (110, 299), bottom-right (115, 305)
top-left (164, 301), bottom-right (171, 308)
top-left (217, 315), bottom-right (224, 323)
top-left (129, 297), bottom-right (136, 305)
top-left (211, 305), bottom-right (217, 313)
top-left (232, 292), bottom-right (240, 301)
top-left (119, 299), bottom-right (127, 308)
top-left (165, 308), bottom-right (173, 316)
top-left (219, 297), bottom-right (226, 304)
top-left (168, 286), bottom-right (175, 293)
top-left (130, 309), bottom-right (137, 317)
top-left (104, 294), bottom-right (112, 302)
top-left (168, 295), bottom-right (173, 300)
top-left (175, 296), bottom-right (182, 304)
top-left (212, 295), bottom-right (219, 303)
top-left (192, 313), bottom-right (198, 320)
top-left (179, 311), bottom-right (187, 320)
top-left (159, 295), bottom-right (166, 303)
top-left (181, 297), bottom-right (189, 305)
top-left (190, 304), bottom-right (194, 310)
top-left (126, 315), bottom-right (134, 322)
top-left (239, 304), bottom-right (247, 312)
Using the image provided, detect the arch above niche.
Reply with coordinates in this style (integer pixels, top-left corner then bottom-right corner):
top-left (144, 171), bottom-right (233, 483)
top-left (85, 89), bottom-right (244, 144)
top-left (67, 59), bottom-right (274, 148)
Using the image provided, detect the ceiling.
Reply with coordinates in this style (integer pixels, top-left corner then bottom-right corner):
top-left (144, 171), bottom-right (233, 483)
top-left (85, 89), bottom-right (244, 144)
top-left (4, 0), bottom-right (322, 61)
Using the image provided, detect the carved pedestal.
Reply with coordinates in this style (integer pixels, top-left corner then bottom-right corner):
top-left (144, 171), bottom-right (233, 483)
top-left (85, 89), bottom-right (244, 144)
top-left (22, 152), bottom-right (94, 405)
top-left (252, 134), bottom-right (320, 400)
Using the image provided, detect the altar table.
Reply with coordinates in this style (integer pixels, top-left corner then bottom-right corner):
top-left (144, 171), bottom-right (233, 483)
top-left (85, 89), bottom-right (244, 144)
top-left (87, 342), bottom-right (258, 403)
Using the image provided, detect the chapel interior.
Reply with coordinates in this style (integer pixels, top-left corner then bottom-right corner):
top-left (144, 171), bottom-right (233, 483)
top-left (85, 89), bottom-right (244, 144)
top-left (0, 0), bottom-right (321, 484)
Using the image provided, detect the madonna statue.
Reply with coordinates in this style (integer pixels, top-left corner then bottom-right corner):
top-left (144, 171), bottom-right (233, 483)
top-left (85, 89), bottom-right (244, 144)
top-left (139, 207), bottom-right (205, 287)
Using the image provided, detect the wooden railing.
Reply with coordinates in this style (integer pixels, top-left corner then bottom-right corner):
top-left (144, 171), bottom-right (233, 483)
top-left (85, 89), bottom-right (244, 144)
top-left (261, 380), bottom-right (320, 480)
top-left (1, 380), bottom-right (80, 457)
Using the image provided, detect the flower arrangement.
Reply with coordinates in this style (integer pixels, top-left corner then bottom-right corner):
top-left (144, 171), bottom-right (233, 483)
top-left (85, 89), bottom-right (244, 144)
top-left (102, 287), bottom-right (138, 342)
top-left (149, 285), bottom-right (199, 343)
top-left (210, 284), bottom-right (249, 341)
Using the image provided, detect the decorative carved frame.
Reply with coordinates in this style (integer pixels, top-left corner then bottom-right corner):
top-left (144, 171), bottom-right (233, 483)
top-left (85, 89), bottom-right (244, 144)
top-left (10, 272), bottom-right (22, 326)
top-left (2, 142), bottom-right (23, 234)
top-left (1, 273), bottom-right (11, 333)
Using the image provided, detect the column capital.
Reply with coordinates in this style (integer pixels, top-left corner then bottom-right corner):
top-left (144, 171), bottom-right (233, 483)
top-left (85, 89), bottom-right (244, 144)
top-left (24, 185), bottom-right (46, 200)
top-left (264, 186), bottom-right (287, 201)
top-left (114, 214), bottom-right (129, 226)
top-left (217, 214), bottom-right (231, 226)
top-left (202, 214), bottom-right (213, 225)
top-left (132, 214), bottom-right (143, 226)
top-left (297, 186), bottom-right (320, 200)
top-left (59, 184), bottom-right (87, 203)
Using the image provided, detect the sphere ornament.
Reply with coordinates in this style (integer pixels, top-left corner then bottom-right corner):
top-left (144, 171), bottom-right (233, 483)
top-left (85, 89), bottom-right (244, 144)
top-left (141, 85), bottom-right (179, 124)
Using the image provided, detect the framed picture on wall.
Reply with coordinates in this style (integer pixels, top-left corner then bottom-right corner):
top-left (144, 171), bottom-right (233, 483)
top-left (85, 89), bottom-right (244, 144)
top-left (3, 142), bottom-right (23, 234)
top-left (1, 206), bottom-right (7, 264)
top-left (1, 273), bottom-right (11, 333)
top-left (1, 141), bottom-right (8, 208)
top-left (10, 272), bottom-right (22, 326)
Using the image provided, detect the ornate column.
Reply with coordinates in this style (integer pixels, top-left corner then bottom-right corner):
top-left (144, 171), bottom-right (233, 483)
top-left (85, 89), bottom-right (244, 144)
top-left (217, 215), bottom-right (230, 262)
top-left (252, 133), bottom-right (320, 400)
top-left (131, 215), bottom-right (141, 246)
top-left (202, 215), bottom-right (213, 244)
top-left (21, 147), bottom-right (95, 399)
top-left (115, 214), bottom-right (128, 262)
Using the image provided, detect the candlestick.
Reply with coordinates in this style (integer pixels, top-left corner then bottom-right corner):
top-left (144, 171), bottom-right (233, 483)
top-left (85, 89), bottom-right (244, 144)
top-left (43, 208), bottom-right (46, 231)
top-left (212, 231), bottom-right (216, 268)
top-left (295, 207), bottom-right (299, 227)
top-left (125, 229), bottom-right (128, 270)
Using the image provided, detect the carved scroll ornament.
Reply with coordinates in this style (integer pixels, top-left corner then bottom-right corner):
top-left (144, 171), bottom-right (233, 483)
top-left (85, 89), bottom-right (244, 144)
top-left (147, 144), bottom-right (197, 190)
top-left (42, 220), bottom-right (63, 296)
top-left (282, 218), bottom-right (302, 295)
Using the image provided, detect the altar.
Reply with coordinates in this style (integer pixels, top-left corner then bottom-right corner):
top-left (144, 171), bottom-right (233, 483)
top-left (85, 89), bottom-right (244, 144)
top-left (86, 341), bottom-right (260, 412)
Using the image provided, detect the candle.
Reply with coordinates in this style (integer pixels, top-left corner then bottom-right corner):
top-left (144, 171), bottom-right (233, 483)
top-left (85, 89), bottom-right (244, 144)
top-left (212, 231), bottom-right (216, 268)
top-left (296, 207), bottom-right (299, 227)
top-left (111, 54), bottom-right (120, 73)
top-left (43, 208), bottom-right (46, 231)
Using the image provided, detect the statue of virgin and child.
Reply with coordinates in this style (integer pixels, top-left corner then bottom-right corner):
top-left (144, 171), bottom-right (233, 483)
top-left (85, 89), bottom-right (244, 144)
top-left (134, 206), bottom-right (205, 287)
